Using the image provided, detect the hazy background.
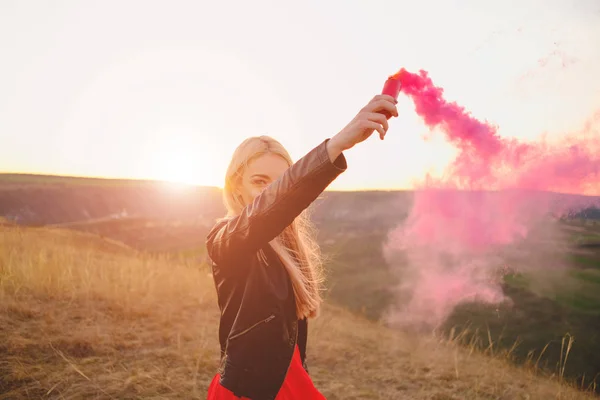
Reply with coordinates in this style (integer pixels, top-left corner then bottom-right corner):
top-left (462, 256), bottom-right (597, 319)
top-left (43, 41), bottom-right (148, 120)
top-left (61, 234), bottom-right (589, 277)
top-left (2, 0), bottom-right (600, 190)
top-left (3, 1), bottom-right (600, 397)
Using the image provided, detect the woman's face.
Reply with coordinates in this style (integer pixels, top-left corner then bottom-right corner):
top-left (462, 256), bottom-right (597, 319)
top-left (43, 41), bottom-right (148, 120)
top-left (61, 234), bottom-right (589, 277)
top-left (239, 153), bottom-right (289, 205)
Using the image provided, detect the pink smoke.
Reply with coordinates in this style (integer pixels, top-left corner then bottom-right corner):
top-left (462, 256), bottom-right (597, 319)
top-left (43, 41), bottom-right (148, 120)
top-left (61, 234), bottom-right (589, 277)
top-left (383, 69), bottom-right (600, 329)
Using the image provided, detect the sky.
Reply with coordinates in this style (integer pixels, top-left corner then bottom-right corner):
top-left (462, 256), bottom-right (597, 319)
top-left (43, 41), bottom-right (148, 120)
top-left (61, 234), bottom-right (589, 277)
top-left (1, 0), bottom-right (599, 190)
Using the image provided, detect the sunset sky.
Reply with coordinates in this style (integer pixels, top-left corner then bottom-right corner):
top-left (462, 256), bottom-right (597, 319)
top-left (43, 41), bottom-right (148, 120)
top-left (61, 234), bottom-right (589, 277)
top-left (1, 0), bottom-right (599, 190)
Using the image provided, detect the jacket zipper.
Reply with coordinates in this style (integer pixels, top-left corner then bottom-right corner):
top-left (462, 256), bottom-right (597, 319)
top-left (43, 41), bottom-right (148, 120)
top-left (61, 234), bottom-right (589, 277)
top-left (229, 314), bottom-right (275, 341)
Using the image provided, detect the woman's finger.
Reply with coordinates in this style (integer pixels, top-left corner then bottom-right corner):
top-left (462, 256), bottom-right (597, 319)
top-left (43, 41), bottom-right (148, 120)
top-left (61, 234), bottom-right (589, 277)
top-left (363, 120), bottom-right (386, 140)
top-left (367, 98), bottom-right (398, 118)
top-left (371, 94), bottom-right (397, 104)
top-left (367, 112), bottom-right (389, 133)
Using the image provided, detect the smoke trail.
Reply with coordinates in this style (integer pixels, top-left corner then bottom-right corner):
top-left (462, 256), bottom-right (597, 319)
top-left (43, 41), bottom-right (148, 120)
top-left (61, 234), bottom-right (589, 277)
top-left (383, 69), bottom-right (600, 329)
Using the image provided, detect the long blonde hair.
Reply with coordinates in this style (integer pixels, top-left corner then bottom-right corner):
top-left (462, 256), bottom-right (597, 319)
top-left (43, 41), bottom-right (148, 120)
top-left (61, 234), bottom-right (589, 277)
top-left (223, 136), bottom-right (324, 319)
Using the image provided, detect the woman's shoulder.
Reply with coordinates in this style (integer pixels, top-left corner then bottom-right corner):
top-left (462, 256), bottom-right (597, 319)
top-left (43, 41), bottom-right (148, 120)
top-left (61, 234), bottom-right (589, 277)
top-left (208, 215), bottom-right (232, 229)
top-left (205, 216), bottom-right (235, 250)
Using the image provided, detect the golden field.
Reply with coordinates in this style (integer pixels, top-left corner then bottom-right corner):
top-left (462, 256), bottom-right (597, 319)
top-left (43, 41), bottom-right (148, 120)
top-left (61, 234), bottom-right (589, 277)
top-left (0, 225), bottom-right (594, 399)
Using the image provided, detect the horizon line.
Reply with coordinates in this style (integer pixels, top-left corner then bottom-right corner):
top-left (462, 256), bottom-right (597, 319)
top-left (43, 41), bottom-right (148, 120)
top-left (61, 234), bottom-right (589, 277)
top-left (1, 172), bottom-right (599, 198)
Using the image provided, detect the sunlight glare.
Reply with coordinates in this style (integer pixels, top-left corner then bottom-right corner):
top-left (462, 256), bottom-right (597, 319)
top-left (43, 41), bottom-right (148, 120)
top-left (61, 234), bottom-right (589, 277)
top-left (147, 130), bottom-right (203, 186)
top-left (155, 152), bottom-right (197, 185)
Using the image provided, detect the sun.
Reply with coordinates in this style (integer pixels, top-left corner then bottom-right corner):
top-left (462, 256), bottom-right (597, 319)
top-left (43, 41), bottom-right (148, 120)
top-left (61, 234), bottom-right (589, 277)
top-left (150, 139), bottom-right (200, 186)
top-left (156, 155), bottom-right (198, 185)
top-left (145, 129), bottom-right (225, 188)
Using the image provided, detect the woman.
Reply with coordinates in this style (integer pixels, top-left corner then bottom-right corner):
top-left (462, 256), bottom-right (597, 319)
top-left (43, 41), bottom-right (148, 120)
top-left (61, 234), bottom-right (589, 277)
top-left (206, 94), bottom-right (399, 399)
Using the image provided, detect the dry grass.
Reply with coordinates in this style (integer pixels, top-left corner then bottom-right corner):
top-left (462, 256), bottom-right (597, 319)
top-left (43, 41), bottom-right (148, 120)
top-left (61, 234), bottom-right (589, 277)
top-left (0, 226), bottom-right (595, 399)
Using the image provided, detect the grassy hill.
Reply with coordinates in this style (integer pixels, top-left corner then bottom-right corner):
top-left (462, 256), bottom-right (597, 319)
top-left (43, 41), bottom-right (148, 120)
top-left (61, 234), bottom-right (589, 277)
top-left (0, 173), bottom-right (223, 226)
top-left (0, 225), bottom-right (594, 399)
top-left (2, 174), bottom-right (600, 396)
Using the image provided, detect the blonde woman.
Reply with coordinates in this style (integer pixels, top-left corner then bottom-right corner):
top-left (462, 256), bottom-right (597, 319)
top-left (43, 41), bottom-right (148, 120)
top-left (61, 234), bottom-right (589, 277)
top-left (206, 94), bottom-right (399, 399)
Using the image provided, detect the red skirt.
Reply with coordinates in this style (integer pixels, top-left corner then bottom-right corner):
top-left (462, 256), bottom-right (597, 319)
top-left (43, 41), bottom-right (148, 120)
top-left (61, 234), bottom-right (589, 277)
top-left (207, 345), bottom-right (326, 399)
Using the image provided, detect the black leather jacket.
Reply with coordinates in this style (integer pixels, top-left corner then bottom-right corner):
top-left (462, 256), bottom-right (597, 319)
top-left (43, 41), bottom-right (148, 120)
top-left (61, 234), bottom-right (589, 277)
top-left (205, 139), bottom-right (347, 399)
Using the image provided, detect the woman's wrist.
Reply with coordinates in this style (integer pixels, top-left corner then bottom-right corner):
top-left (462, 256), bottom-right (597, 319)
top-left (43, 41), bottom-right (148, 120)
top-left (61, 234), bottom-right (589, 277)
top-left (326, 135), bottom-right (345, 163)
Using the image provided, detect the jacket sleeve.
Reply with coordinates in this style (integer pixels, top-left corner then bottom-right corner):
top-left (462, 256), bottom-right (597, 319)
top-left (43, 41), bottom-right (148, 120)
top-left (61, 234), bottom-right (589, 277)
top-left (205, 139), bottom-right (347, 268)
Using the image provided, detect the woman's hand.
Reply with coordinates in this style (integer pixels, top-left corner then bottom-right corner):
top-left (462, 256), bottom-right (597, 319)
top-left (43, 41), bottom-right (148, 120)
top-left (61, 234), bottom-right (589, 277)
top-left (327, 95), bottom-right (398, 162)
